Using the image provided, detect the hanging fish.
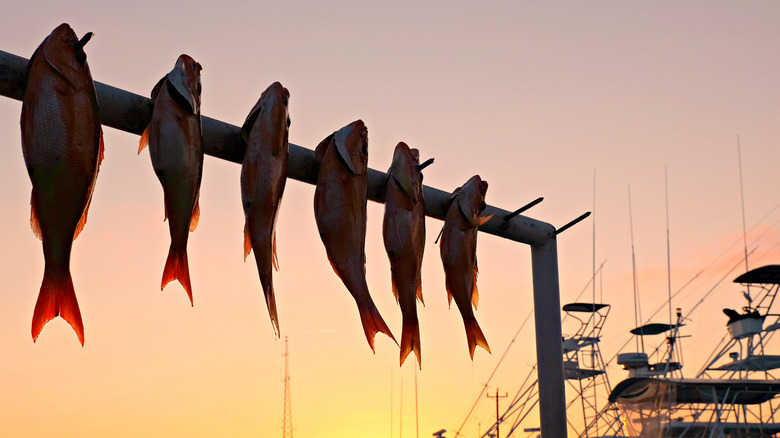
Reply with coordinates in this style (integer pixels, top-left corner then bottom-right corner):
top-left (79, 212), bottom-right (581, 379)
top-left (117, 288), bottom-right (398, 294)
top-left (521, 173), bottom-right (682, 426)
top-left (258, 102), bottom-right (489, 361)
top-left (440, 175), bottom-right (493, 359)
top-left (21, 23), bottom-right (104, 345)
top-left (138, 54), bottom-right (203, 305)
top-left (240, 82), bottom-right (290, 336)
top-left (313, 120), bottom-right (396, 351)
top-left (382, 143), bottom-right (432, 367)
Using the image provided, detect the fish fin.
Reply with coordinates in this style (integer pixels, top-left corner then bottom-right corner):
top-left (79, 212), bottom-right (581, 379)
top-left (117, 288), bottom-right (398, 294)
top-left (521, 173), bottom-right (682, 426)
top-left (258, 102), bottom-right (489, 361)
top-left (73, 129), bottom-right (104, 241)
top-left (272, 231), bottom-right (279, 271)
top-left (30, 199), bottom-right (42, 240)
top-left (189, 199), bottom-right (200, 232)
top-left (263, 281), bottom-right (280, 337)
top-left (32, 269), bottom-right (84, 346)
top-left (138, 125), bottom-right (150, 154)
top-left (400, 318), bottom-right (422, 369)
top-left (471, 261), bottom-right (479, 309)
top-left (161, 245), bottom-right (193, 306)
top-left (99, 127), bottom-right (105, 164)
top-left (465, 319), bottom-right (491, 359)
top-left (243, 221), bottom-right (252, 261)
top-left (477, 213), bottom-right (494, 227)
top-left (390, 278), bottom-right (400, 303)
top-left (73, 196), bottom-right (91, 240)
top-left (416, 277), bottom-right (424, 306)
top-left (357, 300), bottom-right (397, 353)
top-left (445, 285), bottom-right (453, 307)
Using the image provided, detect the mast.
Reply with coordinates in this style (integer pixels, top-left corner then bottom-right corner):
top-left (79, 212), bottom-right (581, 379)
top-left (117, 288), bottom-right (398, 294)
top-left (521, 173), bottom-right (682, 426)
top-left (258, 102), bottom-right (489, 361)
top-left (628, 185), bottom-right (643, 352)
top-left (282, 336), bottom-right (293, 438)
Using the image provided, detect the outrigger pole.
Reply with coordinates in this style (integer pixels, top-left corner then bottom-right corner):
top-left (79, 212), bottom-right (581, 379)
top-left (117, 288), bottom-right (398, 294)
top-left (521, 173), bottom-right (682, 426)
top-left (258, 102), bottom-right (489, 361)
top-left (0, 49), bottom-right (584, 437)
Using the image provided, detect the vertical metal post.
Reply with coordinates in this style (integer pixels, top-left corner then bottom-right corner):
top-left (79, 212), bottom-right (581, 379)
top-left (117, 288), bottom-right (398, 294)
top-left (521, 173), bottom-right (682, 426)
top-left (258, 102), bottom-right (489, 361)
top-left (532, 237), bottom-right (567, 437)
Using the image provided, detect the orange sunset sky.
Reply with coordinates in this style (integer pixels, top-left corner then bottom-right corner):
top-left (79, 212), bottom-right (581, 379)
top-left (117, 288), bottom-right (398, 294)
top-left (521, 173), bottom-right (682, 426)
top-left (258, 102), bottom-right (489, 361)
top-left (2, 2), bottom-right (780, 437)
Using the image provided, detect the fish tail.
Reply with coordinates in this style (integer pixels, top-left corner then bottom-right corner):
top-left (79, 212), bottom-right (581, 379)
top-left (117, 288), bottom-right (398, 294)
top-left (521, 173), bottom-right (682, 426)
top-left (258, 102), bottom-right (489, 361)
top-left (32, 269), bottom-right (84, 346)
top-left (400, 317), bottom-right (421, 369)
top-left (357, 300), bottom-right (397, 353)
top-left (464, 318), bottom-right (491, 359)
top-left (161, 245), bottom-right (193, 306)
top-left (262, 280), bottom-right (280, 337)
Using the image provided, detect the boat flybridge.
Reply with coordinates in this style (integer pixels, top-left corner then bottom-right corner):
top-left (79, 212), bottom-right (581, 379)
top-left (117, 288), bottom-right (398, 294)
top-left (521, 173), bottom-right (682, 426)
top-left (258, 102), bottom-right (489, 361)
top-left (609, 265), bottom-right (780, 437)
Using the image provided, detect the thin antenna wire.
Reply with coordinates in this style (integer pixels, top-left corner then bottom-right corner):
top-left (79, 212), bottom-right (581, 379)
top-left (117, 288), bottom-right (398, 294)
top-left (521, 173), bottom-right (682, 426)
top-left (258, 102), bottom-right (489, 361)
top-left (738, 136), bottom-right (751, 296)
top-left (665, 167), bottom-right (672, 327)
top-left (628, 185), bottom-right (642, 352)
top-left (400, 377), bottom-right (403, 438)
top-left (593, 168), bottom-right (597, 307)
top-left (415, 368), bottom-right (420, 438)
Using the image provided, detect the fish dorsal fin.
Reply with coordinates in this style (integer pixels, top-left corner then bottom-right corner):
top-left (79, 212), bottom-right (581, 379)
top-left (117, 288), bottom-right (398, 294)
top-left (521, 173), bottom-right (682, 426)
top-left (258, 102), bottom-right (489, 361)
top-left (334, 125), bottom-right (358, 175)
top-left (166, 59), bottom-right (197, 114)
top-left (189, 199), bottom-right (200, 232)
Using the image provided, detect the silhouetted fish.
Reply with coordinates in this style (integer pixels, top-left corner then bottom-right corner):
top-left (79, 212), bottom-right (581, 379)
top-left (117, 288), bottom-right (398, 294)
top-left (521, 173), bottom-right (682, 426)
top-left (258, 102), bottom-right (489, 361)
top-left (440, 175), bottom-right (492, 358)
top-left (240, 82), bottom-right (290, 335)
top-left (313, 120), bottom-right (397, 351)
top-left (139, 54), bottom-right (203, 305)
top-left (382, 142), bottom-right (431, 367)
top-left (21, 23), bottom-right (104, 345)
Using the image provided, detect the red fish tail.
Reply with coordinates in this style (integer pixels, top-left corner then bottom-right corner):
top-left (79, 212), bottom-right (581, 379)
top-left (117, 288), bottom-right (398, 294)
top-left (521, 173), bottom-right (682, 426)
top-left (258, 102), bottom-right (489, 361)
top-left (400, 317), bottom-right (421, 368)
top-left (161, 245), bottom-right (193, 306)
top-left (357, 300), bottom-right (397, 353)
top-left (32, 269), bottom-right (84, 346)
top-left (464, 318), bottom-right (491, 359)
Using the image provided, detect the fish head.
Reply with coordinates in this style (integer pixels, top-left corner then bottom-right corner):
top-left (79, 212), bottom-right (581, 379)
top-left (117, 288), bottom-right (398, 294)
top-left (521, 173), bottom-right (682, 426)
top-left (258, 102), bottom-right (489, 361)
top-left (241, 81), bottom-right (290, 146)
top-left (456, 175), bottom-right (489, 223)
top-left (166, 54), bottom-right (202, 114)
top-left (389, 142), bottom-right (422, 203)
top-left (333, 120), bottom-right (368, 175)
top-left (39, 24), bottom-right (93, 84)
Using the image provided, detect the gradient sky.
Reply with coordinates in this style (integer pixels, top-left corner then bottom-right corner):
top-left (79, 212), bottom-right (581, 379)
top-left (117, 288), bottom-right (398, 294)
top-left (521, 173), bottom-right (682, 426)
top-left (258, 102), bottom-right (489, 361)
top-left (2, 2), bottom-right (780, 437)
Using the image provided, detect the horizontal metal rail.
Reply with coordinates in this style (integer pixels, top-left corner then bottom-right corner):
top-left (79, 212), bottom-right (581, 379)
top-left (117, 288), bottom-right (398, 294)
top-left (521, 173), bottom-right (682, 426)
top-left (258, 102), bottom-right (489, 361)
top-left (0, 48), bottom-right (569, 437)
top-left (0, 49), bottom-right (555, 246)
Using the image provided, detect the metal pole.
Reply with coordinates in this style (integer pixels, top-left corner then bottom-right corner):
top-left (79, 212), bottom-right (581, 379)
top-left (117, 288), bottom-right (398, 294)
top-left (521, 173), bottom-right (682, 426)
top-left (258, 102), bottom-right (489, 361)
top-left (0, 48), bottom-right (569, 436)
top-left (532, 238), bottom-right (567, 438)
